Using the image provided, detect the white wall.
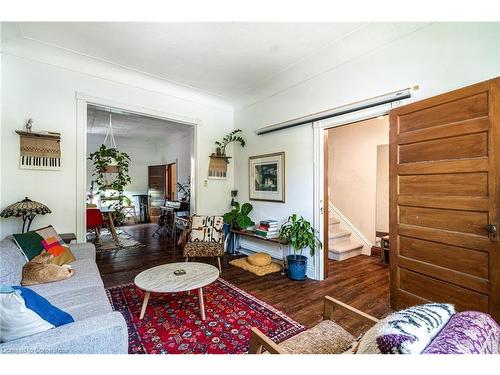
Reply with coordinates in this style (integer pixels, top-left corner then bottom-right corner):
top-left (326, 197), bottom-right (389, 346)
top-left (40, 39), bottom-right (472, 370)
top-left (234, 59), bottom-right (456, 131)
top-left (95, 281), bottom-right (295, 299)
top-left (155, 129), bottom-right (193, 191)
top-left (0, 31), bottom-right (234, 237)
top-left (328, 117), bottom-right (389, 244)
top-left (234, 23), bottom-right (500, 278)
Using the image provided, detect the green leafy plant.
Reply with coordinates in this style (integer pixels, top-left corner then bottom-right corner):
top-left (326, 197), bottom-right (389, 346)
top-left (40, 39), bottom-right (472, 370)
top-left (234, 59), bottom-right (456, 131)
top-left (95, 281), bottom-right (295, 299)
top-left (215, 129), bottom-right (245, 156)
top-left (279, 214), bottom-right (322, 257)
top-left (223, 202), bottom-right (255, 230)
top-left (88, 144), bottom-right (131, 224)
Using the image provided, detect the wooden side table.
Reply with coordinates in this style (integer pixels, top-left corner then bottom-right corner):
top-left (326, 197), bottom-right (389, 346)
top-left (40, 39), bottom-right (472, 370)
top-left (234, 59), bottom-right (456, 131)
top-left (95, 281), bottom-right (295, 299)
top-left (60, 233), bottom-right (77, 244)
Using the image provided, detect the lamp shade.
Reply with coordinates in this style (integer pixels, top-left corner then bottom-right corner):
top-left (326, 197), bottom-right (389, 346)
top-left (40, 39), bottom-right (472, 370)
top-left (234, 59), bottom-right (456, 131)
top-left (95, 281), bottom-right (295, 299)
top-left (0, 197), bottom-right (51, 218)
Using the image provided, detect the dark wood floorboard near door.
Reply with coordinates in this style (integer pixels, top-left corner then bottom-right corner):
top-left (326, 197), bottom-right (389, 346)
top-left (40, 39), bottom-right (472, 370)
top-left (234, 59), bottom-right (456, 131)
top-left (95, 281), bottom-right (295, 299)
top-left (96, 223), bottom-right (391, 336)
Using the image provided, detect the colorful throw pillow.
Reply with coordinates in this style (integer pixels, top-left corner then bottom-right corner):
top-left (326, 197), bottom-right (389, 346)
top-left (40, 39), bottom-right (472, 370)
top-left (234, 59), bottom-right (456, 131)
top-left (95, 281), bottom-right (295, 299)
top-left (357, 303), bottom-right (455, 354)
top-left (423, 311), bottom-right (500, 354)
top-left (12, 232), bottom-right (45, 261)
top-left (189, 215), bottom-right (224, 243)
top-left (35, 226), bottom-right (75, 265)
top-left (0, 285), bottom-right (74, 342)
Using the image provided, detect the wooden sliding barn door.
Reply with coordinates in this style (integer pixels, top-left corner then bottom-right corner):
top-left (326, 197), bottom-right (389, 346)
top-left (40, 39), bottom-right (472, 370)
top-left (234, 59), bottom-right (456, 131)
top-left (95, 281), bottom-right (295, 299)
top-left (389, 77), bottom-right (500, 321)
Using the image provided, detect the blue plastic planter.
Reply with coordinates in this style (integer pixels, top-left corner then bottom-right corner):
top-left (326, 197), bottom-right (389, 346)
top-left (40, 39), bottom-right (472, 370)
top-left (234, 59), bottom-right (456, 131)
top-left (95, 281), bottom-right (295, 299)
top-left (286, 255), bottom-right (308, 281)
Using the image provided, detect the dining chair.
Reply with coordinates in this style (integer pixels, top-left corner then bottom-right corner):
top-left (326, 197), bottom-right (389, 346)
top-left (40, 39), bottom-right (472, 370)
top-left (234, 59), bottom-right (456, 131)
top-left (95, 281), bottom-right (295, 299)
top-left (86, 208), bottom-right (104, 244)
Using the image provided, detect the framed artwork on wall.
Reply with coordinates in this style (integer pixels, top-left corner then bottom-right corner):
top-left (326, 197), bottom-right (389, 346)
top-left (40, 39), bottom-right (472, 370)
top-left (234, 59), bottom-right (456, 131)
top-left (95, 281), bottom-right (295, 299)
top-left (249, 152), bottom-right (285, 203)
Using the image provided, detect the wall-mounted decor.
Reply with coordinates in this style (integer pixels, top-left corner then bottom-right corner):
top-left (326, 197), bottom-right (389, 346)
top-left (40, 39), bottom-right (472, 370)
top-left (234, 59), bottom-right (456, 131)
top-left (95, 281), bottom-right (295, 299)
top-left (249, 152), bottom-right (285, 203)
top-left (208, 155), bottom-right (230, 179)
top-left (16, 130), bottom-right (61, 170)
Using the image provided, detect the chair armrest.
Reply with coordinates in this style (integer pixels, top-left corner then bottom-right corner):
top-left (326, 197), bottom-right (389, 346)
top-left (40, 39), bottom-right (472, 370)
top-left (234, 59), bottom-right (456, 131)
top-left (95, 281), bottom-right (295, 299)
top-left (69, 242), bottom-right (96, 261)
top-left (0, 312), bottom-right (127, 354)
top-left (178, 228), bottom-right (192, 248)
top-left (323, 296), bottom-right (379, 326)
top-left (248, 327), bottom-right (286, 354)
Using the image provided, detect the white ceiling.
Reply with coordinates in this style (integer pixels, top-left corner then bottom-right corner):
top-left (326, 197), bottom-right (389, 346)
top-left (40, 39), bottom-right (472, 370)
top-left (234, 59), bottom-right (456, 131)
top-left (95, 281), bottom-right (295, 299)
top-left (87, 105), bottom-right (193, 142)
top-left (17, 22), bottom-right (365, 99)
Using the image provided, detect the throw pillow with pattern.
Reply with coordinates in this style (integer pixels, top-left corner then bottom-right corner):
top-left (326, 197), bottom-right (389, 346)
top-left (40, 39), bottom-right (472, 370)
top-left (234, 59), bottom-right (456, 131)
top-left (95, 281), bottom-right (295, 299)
top-left (189, 215), bottom-right (224, 243)
top-left (357, 303), bottom-right (455, 354)
top-left (35, 226), bottom-right (76, 266)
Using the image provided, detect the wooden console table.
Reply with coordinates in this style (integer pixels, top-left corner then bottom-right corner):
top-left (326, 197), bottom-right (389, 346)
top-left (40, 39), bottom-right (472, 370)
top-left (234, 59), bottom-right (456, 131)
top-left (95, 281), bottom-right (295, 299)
top-left (230, 229), bottom-right (290, 273)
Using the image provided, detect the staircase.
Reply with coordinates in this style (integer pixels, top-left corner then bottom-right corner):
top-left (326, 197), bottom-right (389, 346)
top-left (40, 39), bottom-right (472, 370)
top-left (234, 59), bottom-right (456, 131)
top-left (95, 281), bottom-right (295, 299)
top-left (328, 215), bottom-right (364, 261)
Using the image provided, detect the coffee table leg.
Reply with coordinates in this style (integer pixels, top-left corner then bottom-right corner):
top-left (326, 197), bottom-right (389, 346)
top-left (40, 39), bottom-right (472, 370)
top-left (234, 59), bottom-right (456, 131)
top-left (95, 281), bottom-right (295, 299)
top-left (198, 288), bottom-right (206, 320)
top-left (139, 291), bottom-right (150, 320)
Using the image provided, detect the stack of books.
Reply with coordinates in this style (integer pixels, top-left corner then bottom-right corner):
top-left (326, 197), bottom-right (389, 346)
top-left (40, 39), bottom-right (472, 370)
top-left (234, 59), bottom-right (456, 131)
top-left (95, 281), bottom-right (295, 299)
top-left (254, 220), bottom-right (279, 239)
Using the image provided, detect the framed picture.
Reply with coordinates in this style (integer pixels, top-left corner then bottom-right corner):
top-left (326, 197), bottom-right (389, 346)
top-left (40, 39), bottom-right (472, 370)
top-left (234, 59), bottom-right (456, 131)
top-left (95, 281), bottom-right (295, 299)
top-left (249, 152), bottom-right (285, 203)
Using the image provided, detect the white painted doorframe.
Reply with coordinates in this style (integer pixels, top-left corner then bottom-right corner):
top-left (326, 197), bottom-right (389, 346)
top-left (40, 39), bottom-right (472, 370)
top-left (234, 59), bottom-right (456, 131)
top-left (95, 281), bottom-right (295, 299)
top-left (312, 104), bottom-right (393, 280)
top-left (75, 92), bottom-right (200, 242)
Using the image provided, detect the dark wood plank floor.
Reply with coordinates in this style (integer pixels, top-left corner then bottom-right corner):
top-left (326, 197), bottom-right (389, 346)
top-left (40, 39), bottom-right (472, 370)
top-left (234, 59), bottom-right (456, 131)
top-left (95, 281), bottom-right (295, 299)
top-left (96, 223), bottom-right (391, 335)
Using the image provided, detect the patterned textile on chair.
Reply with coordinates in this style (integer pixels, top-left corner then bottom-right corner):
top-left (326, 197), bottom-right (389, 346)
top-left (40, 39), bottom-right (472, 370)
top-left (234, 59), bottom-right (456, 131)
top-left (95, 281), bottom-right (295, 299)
top-left (183, 215), bottom-right (224, 258)
top-left (189, 215), bottom-right (224, 244)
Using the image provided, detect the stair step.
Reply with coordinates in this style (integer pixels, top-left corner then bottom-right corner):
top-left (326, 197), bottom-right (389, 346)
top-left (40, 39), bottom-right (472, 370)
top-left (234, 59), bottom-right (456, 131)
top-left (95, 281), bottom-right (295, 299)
top-left (328, 240), bottom-right (364, 261)
top-left (330, 240), bottom-right (363, 253)
top-left (329, 217), bottom-right (340, 225)
top-left (329, 229), bottom-right (351, 240)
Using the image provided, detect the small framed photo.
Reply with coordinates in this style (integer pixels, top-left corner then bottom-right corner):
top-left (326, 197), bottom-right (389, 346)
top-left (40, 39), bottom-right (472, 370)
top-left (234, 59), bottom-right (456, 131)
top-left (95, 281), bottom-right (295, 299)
top-left (249, 152), bottom-right (285, 203)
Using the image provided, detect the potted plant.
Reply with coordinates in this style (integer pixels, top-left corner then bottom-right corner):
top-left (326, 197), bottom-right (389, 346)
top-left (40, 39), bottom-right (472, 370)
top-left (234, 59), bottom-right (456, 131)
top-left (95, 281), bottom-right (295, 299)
top-left (223, 202), bottom-right (255, 230)
top-left (279, 214), bottom-right (322, 281)
top-left (215, 129), bottom-right (245, 157)
top-left (223, 202), bottom-right (255, 254)
top-left (88, 144), bottom-right (131, 225)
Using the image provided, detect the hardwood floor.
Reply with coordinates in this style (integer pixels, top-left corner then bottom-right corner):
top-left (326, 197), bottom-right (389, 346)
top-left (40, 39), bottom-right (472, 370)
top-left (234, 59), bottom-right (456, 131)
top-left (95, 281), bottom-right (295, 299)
top-left (96, 223), bottom-right (391, 336)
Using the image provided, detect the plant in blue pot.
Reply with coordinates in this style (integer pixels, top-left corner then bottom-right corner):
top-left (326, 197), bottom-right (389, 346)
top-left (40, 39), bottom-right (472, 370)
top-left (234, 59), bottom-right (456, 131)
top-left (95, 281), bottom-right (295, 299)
top-left (279, 214), bottom-right (322, 281)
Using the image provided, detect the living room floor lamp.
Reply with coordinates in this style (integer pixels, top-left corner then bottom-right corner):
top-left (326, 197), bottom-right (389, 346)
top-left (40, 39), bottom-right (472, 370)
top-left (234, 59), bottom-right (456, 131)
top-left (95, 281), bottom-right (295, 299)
top-left (0, 197), bottom-right (51, 232)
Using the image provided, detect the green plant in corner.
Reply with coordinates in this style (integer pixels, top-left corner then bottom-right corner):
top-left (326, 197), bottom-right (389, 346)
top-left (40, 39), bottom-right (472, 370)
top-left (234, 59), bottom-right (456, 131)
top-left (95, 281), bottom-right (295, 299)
top-left (279, 214), bottom-right (322, 257)
top-left (88, 144), bottom-right (131, 225)
top-left (215, 129), bottom-right (245, 157)
top-left (223, 202), bottom-right (255, 230)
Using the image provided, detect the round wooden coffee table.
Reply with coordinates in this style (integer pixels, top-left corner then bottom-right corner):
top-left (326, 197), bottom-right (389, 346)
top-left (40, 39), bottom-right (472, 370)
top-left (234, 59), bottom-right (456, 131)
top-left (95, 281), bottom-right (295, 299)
top-left (134, 262), bottom-right (219, 320)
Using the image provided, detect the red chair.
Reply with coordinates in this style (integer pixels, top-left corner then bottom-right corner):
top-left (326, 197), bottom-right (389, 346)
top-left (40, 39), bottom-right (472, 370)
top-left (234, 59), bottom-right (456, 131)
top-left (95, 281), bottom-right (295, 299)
top-left (86, 208), bottom-right (104, 244)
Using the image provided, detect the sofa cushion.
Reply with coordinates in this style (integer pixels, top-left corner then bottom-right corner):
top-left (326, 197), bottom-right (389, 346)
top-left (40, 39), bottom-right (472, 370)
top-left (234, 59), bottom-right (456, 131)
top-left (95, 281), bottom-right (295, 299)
top-left (0, 237), bottom-right (27, 285)
top-left (12, 232), bottom-right (44, 261)
top-left (27, 258), bottom-right (103, 297)
top-left (278, 320), bottom-right (355, 354)
top-left (42, 286), bottom-right (112, 321)
top-left (423, 311), bottom-right (500, 354)
top-left (0, 285), bottom-right (74, 342)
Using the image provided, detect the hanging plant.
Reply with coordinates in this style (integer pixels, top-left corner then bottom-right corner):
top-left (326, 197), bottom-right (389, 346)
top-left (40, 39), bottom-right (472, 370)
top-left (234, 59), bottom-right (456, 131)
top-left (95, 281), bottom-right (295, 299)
top-left (215, 129), bottom-right (245, 157)
top-left (88, 144), bottom-right (131, 224)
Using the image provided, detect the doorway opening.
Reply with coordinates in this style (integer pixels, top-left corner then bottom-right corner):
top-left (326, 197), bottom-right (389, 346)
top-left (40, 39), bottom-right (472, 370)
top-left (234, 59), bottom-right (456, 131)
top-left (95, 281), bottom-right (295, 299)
top-left (84, 103), bottom-right (194, 250)
top-left (322, 115), bottom-right (390, 277)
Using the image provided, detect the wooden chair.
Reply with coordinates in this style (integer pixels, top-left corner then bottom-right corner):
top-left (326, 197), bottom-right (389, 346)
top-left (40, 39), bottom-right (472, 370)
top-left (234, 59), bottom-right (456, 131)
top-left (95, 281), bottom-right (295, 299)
top-left (248, 296), bottom-right (379, 354)
top-left (179, 215), bottom-right (224, 274)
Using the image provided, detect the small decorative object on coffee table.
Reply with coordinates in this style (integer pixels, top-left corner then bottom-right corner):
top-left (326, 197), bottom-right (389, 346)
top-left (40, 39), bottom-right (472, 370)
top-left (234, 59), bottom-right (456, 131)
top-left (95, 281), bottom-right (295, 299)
top-left (134, 262), bottom-right (219, 320)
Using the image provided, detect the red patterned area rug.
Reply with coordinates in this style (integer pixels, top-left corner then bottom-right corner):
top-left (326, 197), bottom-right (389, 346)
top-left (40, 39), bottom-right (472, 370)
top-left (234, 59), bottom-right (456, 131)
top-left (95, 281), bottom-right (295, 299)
top-left (106, 278), bottom-right (305, 354)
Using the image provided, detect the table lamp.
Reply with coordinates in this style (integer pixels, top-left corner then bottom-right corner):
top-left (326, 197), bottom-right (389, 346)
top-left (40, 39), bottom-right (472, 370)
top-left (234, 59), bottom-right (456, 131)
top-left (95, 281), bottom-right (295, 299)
top-left (0, 197), bottom-right (51, 232)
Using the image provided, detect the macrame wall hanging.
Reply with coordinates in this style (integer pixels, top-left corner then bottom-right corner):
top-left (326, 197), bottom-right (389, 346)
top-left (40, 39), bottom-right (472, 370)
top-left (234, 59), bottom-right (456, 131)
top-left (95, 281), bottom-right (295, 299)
top-left (16, 129), bottom-right (61, 171)
top-left (208, 155), bottom-right (229, 179)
